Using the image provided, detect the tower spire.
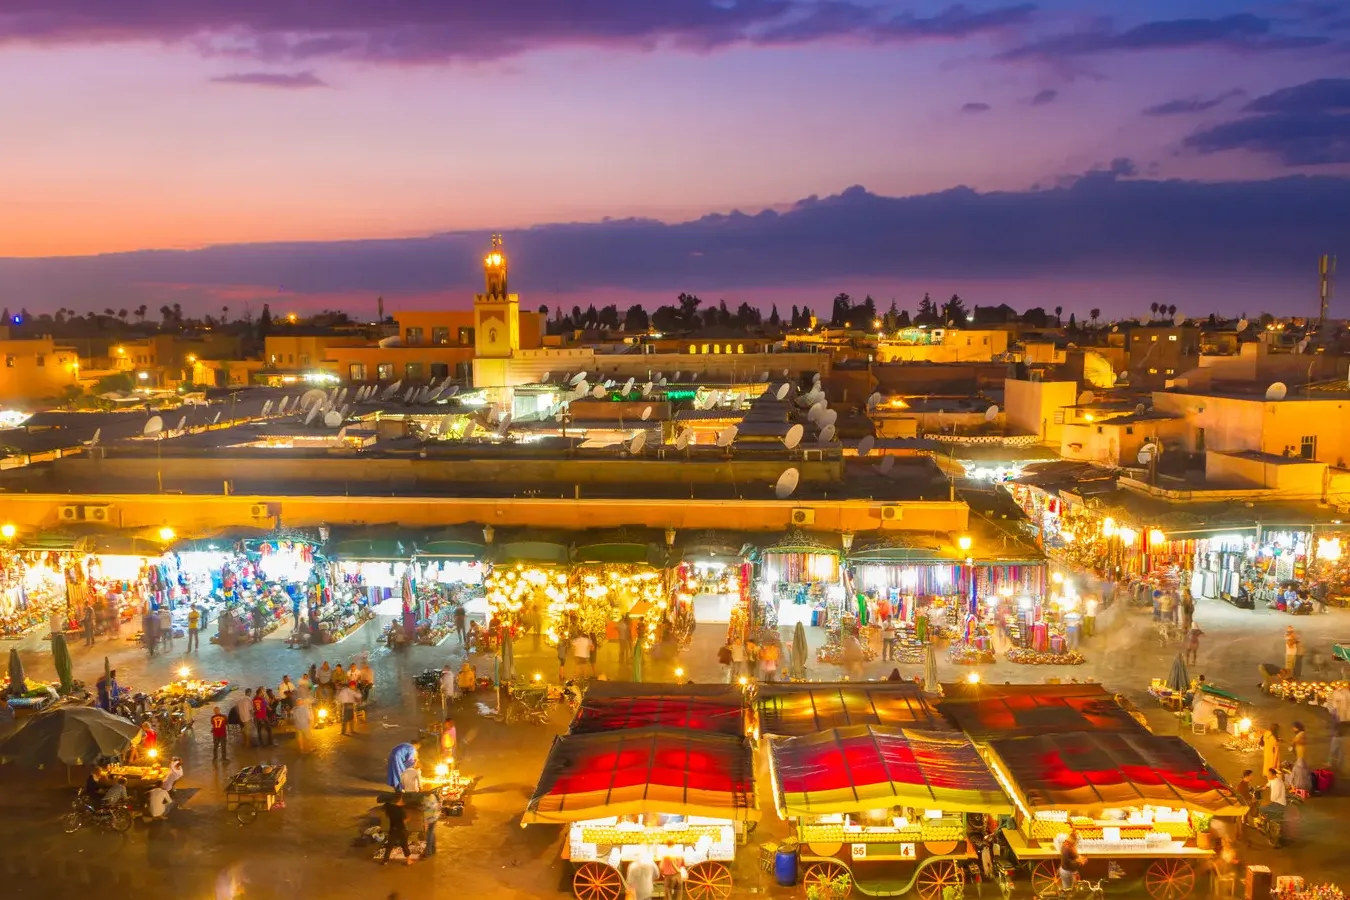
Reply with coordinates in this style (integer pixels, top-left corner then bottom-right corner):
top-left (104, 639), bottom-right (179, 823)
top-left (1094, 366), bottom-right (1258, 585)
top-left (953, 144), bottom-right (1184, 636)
top-left (484, 234), bottom-right (508, 297)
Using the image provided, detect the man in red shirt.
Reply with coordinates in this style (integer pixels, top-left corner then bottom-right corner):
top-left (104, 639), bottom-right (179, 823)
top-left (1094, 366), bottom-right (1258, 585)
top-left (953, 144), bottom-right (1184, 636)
top-left (252, 690), bottom-right (273, 746)
top-left (210, 706), bottom-right (230, 762)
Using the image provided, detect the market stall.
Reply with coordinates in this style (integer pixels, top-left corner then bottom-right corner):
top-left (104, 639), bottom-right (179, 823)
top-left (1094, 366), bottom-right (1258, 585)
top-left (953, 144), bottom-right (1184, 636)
top-left (846, 537), bottom-right (964, 665)
top-left (570, 683), bottom-right (746, 737)
top-left (753, 683), bottom-right (948, 740)
top-left (935, 682), bottom-right (1148, 741)
top-left (671, 531), bottom-right (754, 628)
top-left (758, 530), bottom-right (844, 630)
top-left (768, 725), bottom-right (1013, 899)
top-left (523, 726), bottom-right (759, 900)
top-left (485, 532), bottom-right (573, 654)
top-left (986, 730), bottom-right (1245, 899)
top-left (415, 526), bottom-right (488, 629)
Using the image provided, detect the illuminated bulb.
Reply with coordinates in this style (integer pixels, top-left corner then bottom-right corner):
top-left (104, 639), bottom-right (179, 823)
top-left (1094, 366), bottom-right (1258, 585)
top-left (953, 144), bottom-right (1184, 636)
top-left (1149, 529), bottom-right (1166, 546)
top-left (158, 526), bottom-right (175, 542)
top-left (957, 535), bottom-right (972, 552)
top-left (532, 672), bottom-right (542, 683)
top-left (738, 676), bottom-right (748, 687)
top-left (146, 748), bottom-right (159, 759)
top-left (674, 667), bottom-right (685, 679)
top-left (317, 707), bottom-right (329, 720)
top-left (0, 524), bottom-right (14, 539)
top-left (177, 665), bottom-right (190, 679)
top-left (1051, 572), bottom-right (1064, 584)
top-left (434, 763), bottom-right (449, 778)
top-left (1238, 717), bottom-right (1252, 734)
top-left (966, 672), bottom-right (981, 684)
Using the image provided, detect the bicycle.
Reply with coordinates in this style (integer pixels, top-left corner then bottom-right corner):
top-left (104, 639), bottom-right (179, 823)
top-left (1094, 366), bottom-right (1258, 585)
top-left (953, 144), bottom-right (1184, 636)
top-left (504, 686), bottom-right (552, 726)
top-left (1038, 877), bottom-right (1105, 900)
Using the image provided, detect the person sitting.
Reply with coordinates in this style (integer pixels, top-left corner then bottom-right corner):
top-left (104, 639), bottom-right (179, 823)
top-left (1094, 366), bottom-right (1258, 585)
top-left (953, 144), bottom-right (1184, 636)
top-left (83, 765), bottom-right (107, 803)
top-left (146, 781), bottom-right (173, 821)
top-left (1260, 768), bottom-right (1287, 823)
top-left (456, 663), bottom-right (477, 694)
top-left (102, 776), bottom-right (129, 809)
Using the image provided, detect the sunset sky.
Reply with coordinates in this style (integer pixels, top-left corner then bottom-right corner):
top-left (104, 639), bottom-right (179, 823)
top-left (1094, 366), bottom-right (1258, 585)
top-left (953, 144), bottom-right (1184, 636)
top-left (1, 1), bottom-right (1348, 316)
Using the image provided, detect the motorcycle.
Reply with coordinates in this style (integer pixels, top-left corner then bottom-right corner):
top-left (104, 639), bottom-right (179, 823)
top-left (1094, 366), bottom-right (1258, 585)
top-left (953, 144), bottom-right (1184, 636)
top-left (504, 685), bottom-right (552, 725)
top-left (63, 790), bottom-right (134, 834)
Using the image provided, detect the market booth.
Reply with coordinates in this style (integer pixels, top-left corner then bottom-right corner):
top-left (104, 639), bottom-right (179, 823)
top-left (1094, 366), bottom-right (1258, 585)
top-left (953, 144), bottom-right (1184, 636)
top-left (571, 683), bottom-right (746, 737)
top-left (935, 682), bottom-right (1149, 740)
top-left (753, 682), bottom-right (949, 740)
top-left (758, 530), bottom-right (844, 629)
top-left (767, 725), bottom-right (1013, 899)
top-left (986, 730), bottom-right (1246, 899)
top-left (671, 531), bottom-right (754, 627)
top-left (523, 726), bottom-right (759, 900)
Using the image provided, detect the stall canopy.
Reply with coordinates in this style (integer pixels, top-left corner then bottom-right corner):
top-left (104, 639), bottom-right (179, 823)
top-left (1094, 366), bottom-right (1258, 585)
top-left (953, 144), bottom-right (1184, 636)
top-left (936, 683), bottom-right (1147, 741)
top-left (571, 684), bottom-right (745, 737)
top-left (571, 528), bottom-right (667, 567)
top-left (328, 525), bottom-right (421, 561)
top-left (988, 731), bottom-right (1246, 816)
top-left (673, 530), bottom-right (758, 564)
top-left (522, 727), bottom-right (759, 824)
top-left (492, 528), bottom-right (572, 566)
top-left (769, 726), bottom-right (1013, 816)
top-left (418, 525), bottom-right (487, 560)
top-left (755, 683), bottom-right (949, 737)
top-left (847, 534), bottom-right (958, 564)
top-left (167, 526), bottom-right (269, 554)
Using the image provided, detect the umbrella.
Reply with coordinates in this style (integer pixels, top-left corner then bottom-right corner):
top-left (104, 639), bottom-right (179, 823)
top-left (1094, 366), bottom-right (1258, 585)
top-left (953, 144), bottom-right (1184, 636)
top-left (923, 642), bottom-right (940, 693)
top-left (0, 707), bottom-right (140, 766)
top-left (792, 622), bottom-right (809, 679)
top-left (632, 642), bottom-right (644, 683)
top-left (7, 648), bottom-right (26, 694)
top-left (499, 632), bottom-right (515, 684)
top-left (1166, 654), bottom-right (1189, 693)
top-left (51, 634), bottom-right (74, 695)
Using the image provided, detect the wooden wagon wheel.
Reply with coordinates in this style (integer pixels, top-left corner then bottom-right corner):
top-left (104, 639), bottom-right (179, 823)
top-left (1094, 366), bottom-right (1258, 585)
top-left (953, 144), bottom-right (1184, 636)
top-left (573, 862), bottom-right (624, 900)
top-left (913, 859), bottom-right (964, 900)
top-left (685, 861), bottom-right (734, 900)
top-left (1028, 861), bottom-right (1060, 896)
top-left (802, 861), bottom-right (852, 898)
top-left (1144, 859), bottom-right (1196, 900)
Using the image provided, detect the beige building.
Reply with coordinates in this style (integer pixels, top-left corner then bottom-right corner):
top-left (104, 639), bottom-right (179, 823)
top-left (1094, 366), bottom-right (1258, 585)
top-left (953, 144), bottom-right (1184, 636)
top-left (1152, 389), bottom-right (1350, 467)
top-left (1060, 412), bottom-right (1186, 467)
top-left (876, 328), bottom-right (1008, 363)
top-left (0, 337), bottom-right (81, 404)
top-left (1004, 377), bottom-right (1078, 445)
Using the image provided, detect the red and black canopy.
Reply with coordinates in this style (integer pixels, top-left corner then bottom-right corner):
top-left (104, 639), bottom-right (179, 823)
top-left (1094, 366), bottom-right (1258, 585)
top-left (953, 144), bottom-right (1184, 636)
top-left (755, 682), bottom-right (948, 737)
top-left (937, 683), bottom-right (1146, 740)
top-left (571, 684), bottom-right (745, 737)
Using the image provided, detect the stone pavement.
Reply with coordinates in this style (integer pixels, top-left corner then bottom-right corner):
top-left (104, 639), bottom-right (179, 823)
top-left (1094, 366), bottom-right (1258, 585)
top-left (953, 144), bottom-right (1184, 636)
top-left (1, 591), bottom-right (1348, 899)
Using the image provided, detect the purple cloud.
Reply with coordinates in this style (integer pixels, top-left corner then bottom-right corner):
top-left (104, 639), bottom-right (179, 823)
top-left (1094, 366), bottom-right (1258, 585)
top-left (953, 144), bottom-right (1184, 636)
top-left (1184, 79), bottom-right (1350, 165)
top-left (1142, 89), bottom-right (1242, 116)
top-left (1244, 78), bottom-right (1350, 113)
top-left (1029, 88), bottom-right (1058, 105)
top-left (0, 1), bottom-right (1037, 64)
top-left (961, 101), bottom-right (992, 113)
top-left (999, 13), bottom-right (1329, 61)
top-left (210, 70), bottom-right (327, 89)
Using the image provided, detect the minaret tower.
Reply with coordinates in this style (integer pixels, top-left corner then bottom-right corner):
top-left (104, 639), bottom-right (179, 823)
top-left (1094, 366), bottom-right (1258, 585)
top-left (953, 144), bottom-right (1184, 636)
top-left (473, 234), bottom-right (520, 360)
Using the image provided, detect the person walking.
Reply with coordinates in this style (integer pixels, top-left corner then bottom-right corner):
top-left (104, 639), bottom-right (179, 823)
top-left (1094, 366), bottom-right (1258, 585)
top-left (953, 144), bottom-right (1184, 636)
top-left (83, 604), bottom-right (97, 647)
top-left (1326, 682), bottom-right (1350, 771)
top-left (1180, 590), bottom-right (1195, 633)
top-left (1234, 770), bottom-right (1254, 846)
top-left (381, 791), bottom-right (415, 866)
top-left (186, 605), bottom-right (201, 653)
top-left (421, 790), bottom-right (442, 857)
top-left (572, 632), bottom-right (594, 679)
top-left (144, 608), bottom-right (159, 658)
top-left (1261, 724), bottom-right (1281, 776)
top-left (453, 604), bottom-right (467, 647)
top-left (210, 706), bottom-right (230, 763)
top-left (292, 696), bottom-right (314, 753)
top-left (337, 680), bottom-right (360, 736)
top-left (1285, 626), bottom-right (1302, 678)
top-left (159, 605), bottom-right (173, 651)
top-left (626, 852), bottom-right (660, 900)
top-left (1184, 623), bottom-right (1203, 665)
top-left (251, 688), bottom-right (273, 746)
top-left (881, 618), bottom-right (897, 662)
top-left (660, 852), bottom-right (685, 900)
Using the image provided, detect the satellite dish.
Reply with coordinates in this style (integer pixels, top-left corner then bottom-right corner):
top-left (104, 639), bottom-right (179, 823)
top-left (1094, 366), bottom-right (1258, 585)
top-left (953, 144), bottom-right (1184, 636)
top-left (304, 405), bottom-right (321, 426)
top-left (212, 412), bottom-right (221, 424)
top-left (1172, 311), bottom-right (1184, 325)
top-left (808, 401), bottom-right (826, 423)
top-left (818, 424), bottom-right (836, 444)
top-left (628, 432), bottom-right (646, 454)
top-left (716, 425), bottom-right (738, 448)
top-left (1135, 402), bottom-right (1147, 415)
top-left (984, 404), bottom-right (1000, 421)
top-left (540, 371), bottom-right (551, 383)
top-left (261, 399), bottom-right (273, 416)
top-left (653, 372), bottom-right (663, 382)
top-left (445, 385), bottom-right (459, 399)
top-left (775, 383), bottom-right (791, 401)
top-left (575, 379), bottom-right (590, 396)
top-left (866, 392), bottom-right (882, 412)
top-left (675, 431), bottom-right (690, 451)
top-left (642, 381), bottom-right (653, 397)
top-left (857, 435), bottom-right (875, 457)
top-left (497, 413), bottom-right (513, 436)
top-left (1137, 442), bottom-right (1159, 465)
top-left (143, 416), bottom-right (163, 437)
top-left (570, 371), bottom-right (588, 386)
top-left (277, 396), bottom-right (290, 414)
top-left (89, 428), bottom-right (101, 446)
top-left (782, 368), bottom-right (789, 378)
top-left (300, 388), bottom-right (327, 410)
top-left (1077, 391), bottom-right (1096, 405)
top-left (591, 384), bottom-right (606, 399)
top-left (659, 377), bottom-right (668, 386)
top-left (324, 410), bottom-right (343, 428)
top-left (438, 415), bottom-right (454, 433)
top-left (1265, 382), bottom-right (1288, 401)
top-left (674, 370), bottom-right (682, 381)
top-left (1297, 338), bottom-right (1310, 354)
top-left (812, 373), bottom-right (821, 385)
top-left (819, 408), bottom-right (838, 428)
top-left (340, 403), bottom-right (351, 418)
top-left (760, 371), bottom-right (770, 381)
top-left (463, 421), bottom-right (477, 440)
top-left (338, 387), bottom-right (348, 404)
top-left (784, 424), bottom-right (804, 450)
top-left (774, 468), bottom-right (800, 499)
top-left (622, 377), bottom-right (635, 395)
top-left (1237, 318), bottom-right (1248, 332)
top-left (878, 455), bottom-right (896, 475)
top-left (175, 415), bottom-right (186, 433)
top-left (640, 406), bottom-right (653, 421)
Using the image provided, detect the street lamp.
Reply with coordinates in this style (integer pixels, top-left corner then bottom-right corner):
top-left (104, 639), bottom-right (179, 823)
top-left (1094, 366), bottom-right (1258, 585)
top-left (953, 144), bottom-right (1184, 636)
top-left (664, 527), bottom-right (676, 548)
top-left (482, 524), bottom-right (495, 544)
top-left (841, 532), bottom-right (855, 552)
top-left (158, 526), bottom-right (175, 542)
top-left (0, 523), bottom-right (15, 540)
top-left (957, 535), bottom-right (973, 553)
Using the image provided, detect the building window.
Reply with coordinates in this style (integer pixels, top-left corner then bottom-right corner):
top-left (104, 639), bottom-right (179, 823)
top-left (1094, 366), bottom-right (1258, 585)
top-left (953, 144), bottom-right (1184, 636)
top-left (1148, 368), bottom-right (1158, 374)
top-left (1165, 368), bottom-right (1174, 375)
top-left (1301, 435), bottom-right (1318, 460)
top-left (4, 356), bottom-right (12, 368)
top-left (737, 344), bottom-right (744, 354)
top-left (288, 354), bottom-right (294, 364)
top-left (1096, 426), bottom-right (1103, 434)
top-left (405, 327), bottom-right (424, 346)
top-left (1151, 335), bottom-right (1158, 342)
top-left (432, 327), bottom-right (449, 346)
top-left (299, 355), bottom-right (309, 366)
top-left (35, 355), bottom-right (45, 367)
top-left (377, 363), bottom-right (394, 380)
top-left (1053, 410), bottom-right (1065, 424)
top-left (688, 344), bottom-right (697, 354)
top-left (1126, 426), bottom-right (1134, 435)
top-left (457, 327), bottom-right (474, 345)
top-left (349, 363), bottom-right (366, 381)
top-left (982, 337), bottom-right (988, 345)
top-left (430, 363), bottom-right (449, 379)
top-left (406, 362), bottom-right (424, 380)
top-left (1168, 335), bottom-right (1178, 341)
top-left (702, 344), bottom-right (710, 354)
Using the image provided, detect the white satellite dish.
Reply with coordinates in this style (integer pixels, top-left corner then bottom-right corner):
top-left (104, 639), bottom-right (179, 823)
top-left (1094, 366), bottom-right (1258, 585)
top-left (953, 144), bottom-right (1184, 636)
top-left (1172, 311), bottom-right (1184, 325)
top-left (1137, 442), bottom-right (1159, 465)
top-left (984, 404), bottom-right (1000, 421)
top-left (445, 385), bottom-right (460, 399)
top-left (782, 368), bottom-right (789, 378)
top-left (675, 431), bottom-right (690, 451)
top-left (653, 372), bottom-right (663, 382)
top-left (812, 373), bottom-right (821, 385)
top-left (759, 371), bottom-right (770, 382)
top-left (175, 415), bottom-right (186, 433)
top-left (640, 406), bottom-right (653, 421)
top-left (716, 425), bottom-right (738, 448)
top-left (591, 384), bottom-right (606, 399)
top-left (497, 413), bottom-right (513, 435)
top-left (819, 408), bottom-right (838, 428)
top-left (277, 396), bottom-right (290, 414)
top-left (857, 435), bottom-right (875, 457)
top-left (1237, 318), bottom-right (1249, 332)
top-left (808, 401), bottom-right (826, 423)
top-left (774, 468), bottom-right (800, 500)
top-left (304, 405), bottom-right (321, 426)
top-left (575, 379), bottom-right (590, 396)
top-left (1078, 391), bottom-right (1096, 405)
top-left (570, 371), bottom-right (588, 386)
top-left (338, 387), bottom-right (348, 403)
top-left (88, 428), bottom-right (101, 446)
top-left (1135, 402), bottom-right (1147, 415)
top-left (438, 415), bottom-right (454, 433)
top-left (642, 381), bottom-right (653, 397)
top-left (784, 424), bottom-right (804, 450)
top-left (674, 370), bottom-right (682, 381)
top-left (622, 377), bottom-right (635, 395)
top-left (143, 416), bottom-right (163, 437)
top-left (866, 392), bottom-right (882, 412)
top-left (1297, 338), bottom-right (1310, 354)
top-left (463, 420), bottom-right (477, 440)
top-left (775, 383), bottom-right (791, 401)
top-left (878, 455), bottom-right (896, 475)
top-left (818, 424), bottom-right (836, 444)
top-left (261, 399), bottom-right (273, 416)
top-left (659, 377), bottom-right (668, 386)
top-left (212, 411), bottom-right (221, 424)
top-left (1265, 382), bottom-right (1288, 401)
top-left (323, 410), bottom-right (342, 428)
top-left (300, 388), bottom-right (327, 409)
top-left (628, 432), bottom-right (646, 454)
top-left (340, 403), bottom-right (351, 418)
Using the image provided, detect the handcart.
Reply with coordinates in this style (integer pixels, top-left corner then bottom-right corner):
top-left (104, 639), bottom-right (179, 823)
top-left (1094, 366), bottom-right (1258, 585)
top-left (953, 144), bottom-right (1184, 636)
top-left (226, 764), bottom-right (287, 824)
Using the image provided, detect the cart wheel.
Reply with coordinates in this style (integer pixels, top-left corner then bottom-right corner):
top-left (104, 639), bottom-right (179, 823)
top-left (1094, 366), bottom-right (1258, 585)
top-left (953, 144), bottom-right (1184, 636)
top-left (802, 862), bottom-right (852, 898)
top-left (235, 802), bottom-right (258, 825)
top-left (62, 812), bottom-right (84, 834)
top-left (1028, 861), bottom-right (1059, 896)
top-left (685, 861), bottom-right (734, 900)
top-left (108, 808), bottom-right (133, 833)
top-left (914, 859), bottom-right (964, 900)
top-left (1144, 859), bottom-right (1196, 900)
top-left (505, 704), bottom-right (523, 726)
top-left (573, 862), bottom-right (624, 900)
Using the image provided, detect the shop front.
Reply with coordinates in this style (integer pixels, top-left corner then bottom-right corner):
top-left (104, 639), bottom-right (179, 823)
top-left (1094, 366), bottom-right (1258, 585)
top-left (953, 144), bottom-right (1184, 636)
top-left (757, 530), bottom-right (843, 630)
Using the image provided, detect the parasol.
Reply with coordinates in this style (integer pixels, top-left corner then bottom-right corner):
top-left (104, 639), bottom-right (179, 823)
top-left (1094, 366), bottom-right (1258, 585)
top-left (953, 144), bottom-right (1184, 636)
top-left (0, 707), bottom-right (140, 766)
top-left (499, 632), bottom-right (515, 684)
top-left (51, 634), bottom-right (74, 694)
top-left (923, 642), bottom-right (940, 693)
top-left (792, 622), bottom-right (808, 679)
top-left (7, 648), bottom-right (26, 694)
top-left (632, 641), bottom-right (643, 683)
top-left (1166, 654), bottom-right (1189, 693)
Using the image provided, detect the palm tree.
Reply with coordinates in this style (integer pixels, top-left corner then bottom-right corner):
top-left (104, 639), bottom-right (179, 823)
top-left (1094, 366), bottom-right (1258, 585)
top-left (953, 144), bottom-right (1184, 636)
top-left (1090, 308), bottom-right (1101, 328)
top-left (221, 306), bottom-right (229, 324)
top-left (1149, 302), bottom-right (1159, 319)
top-left (1167, 304), bottom-right (1178, 318)
top-left (1054, 305), bottom-right (1063, 325)
top-left (117, 309), bottom-right (128, 323)
top-left (135, 304), bottom-right (148, 323)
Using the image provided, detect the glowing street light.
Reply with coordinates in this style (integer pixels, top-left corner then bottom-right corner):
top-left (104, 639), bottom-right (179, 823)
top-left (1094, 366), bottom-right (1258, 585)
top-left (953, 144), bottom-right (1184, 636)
top-left (957, 535), bottom-right (973, 553)
top-left (674, 666), bottom-right (685, 680)
top-left (966, 672), bottom-right (981, 684)
top-left (158, 526), bottom-right (175, 542)
top-left (177, 665), bottom-right (191, 679)
top-left (0, 523), bottom-right (15, 540)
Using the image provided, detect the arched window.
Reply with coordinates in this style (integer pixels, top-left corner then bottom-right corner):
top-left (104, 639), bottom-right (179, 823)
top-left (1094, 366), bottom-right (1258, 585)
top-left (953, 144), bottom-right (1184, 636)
top-left (713, 344), bottom-right (721, 354)
top-left (736, 343), bottom-right (744, 354)
top-left (689, 344), bottom-right (697, 354)
top-left (702, 344), bottom-right (710, 354)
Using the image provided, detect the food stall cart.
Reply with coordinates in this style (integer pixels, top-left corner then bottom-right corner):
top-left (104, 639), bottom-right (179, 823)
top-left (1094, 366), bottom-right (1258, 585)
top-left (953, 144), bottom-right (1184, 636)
top-left (523, 726), bottom-right (759, 900)
top-left (985, 730), bottom-right (1245, 899)
top-left (226, 763), bottom-right (288, 824)
top-left (767, 725), bottom-right (1013, 899)
top-left (752, 682), bottom-right (949, 741)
